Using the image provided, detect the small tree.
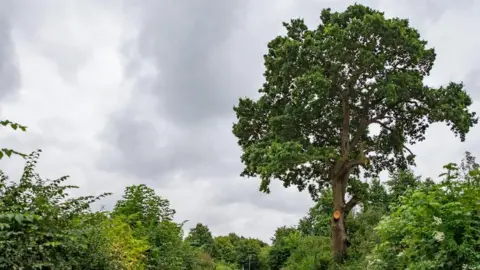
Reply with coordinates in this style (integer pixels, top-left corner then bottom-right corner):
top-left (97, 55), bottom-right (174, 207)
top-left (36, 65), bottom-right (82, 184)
top-left (212, 236), bottom-right (237, 265)
top-left (232, 4), bottom-right (477, 260)
top-left (112, 184), bottom-right (175, 229)
top-left (185, 223), bottom-right (215, 255)
top-left (235, 238), bottom-right (264, 270)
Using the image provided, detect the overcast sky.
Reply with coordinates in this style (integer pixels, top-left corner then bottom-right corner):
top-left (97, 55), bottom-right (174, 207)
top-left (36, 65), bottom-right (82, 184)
top-left (1, 0), bottom-right (479, 242)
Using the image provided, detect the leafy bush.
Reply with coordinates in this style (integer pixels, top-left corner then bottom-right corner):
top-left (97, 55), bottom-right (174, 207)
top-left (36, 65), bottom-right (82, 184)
top-left (0, 150), bottom-right (110, 269)
top-left (367, 165), bottom-right (480, 269)
top-left (283, 235), bottom-right (331, 270)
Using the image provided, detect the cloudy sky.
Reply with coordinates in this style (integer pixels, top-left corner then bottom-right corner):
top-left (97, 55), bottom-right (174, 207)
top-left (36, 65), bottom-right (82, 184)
top-left (1, 0), bottom-right (480, 242)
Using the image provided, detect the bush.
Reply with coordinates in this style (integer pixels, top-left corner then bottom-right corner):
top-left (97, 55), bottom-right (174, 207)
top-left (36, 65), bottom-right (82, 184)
top-left (367, 166), bottom-right (480, 269)
top-left (0, 151), bottom-right (110, 269)
top-left (282, 234), bottom-right (331, 270)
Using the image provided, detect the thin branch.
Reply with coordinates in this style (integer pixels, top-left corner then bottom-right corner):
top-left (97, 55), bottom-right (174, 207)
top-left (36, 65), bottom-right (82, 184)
top-left (373, 120), bottom-right (414, 156)
top-left (345, 159), bottom-right (367, 170)
top-left (345, 196), bottom-right (358, 215)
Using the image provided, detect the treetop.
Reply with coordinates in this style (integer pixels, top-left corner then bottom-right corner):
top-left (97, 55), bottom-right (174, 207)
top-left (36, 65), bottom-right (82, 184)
top-left (233, 4), bottom-right (478, 198)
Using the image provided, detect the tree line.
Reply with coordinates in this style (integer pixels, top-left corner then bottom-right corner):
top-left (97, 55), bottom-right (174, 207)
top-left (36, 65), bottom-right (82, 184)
top-left (1, 150), bottom-right (479, 269)
top-left (0, 150), bottom-right (269, 269)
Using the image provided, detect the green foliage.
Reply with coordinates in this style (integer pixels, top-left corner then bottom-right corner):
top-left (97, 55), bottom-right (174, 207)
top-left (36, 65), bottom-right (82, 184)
top-left (146, 220), bottom-right (187, 268)
top-left (233, 4), bottom-right (477, 260)
top-left (267, 226), bottom-right (299, 269)
top-left (345, 207), bottom-right (385, 264)
top-left (259, 246), bottom-right (270, 270)
top-left (215, 261), bottom-right (239, 270)
top-left (283, 235), bottom-right (332, 270)
top-left (0, 120), bottom-right (27, 160)
top-left (235, 237), bottom-right (264, 270)
top-left (112, 184), bottom-right (175, 229)
top-left (103, 215), bottom-right (150, 269)
top-left (112, 185), bottom-right (197, 269)
top-left (1, 136), bottom-right (479, 270)
top-left (67, 213), bottom-right (123, 269)
top-left (363, 179), bottom-right (389, 211)
top-left (232, 2), bottom-right (477, 203)
top-left (385, 169), bottom-right (421, 206)
top-left (298, 190), bottom-right (333, 237)
top-left (186, 223), bottom-right (215, 255)
top-left (213, 235), bottom-right (238, 265)
top-left (285, 164), bottom-right (457, 269)
top-left (368, 165), bottom-right (480, 269)
top-left (0, 151), bottom-right (278, 269)
top-left (0, 150), bottom-right (110, 269)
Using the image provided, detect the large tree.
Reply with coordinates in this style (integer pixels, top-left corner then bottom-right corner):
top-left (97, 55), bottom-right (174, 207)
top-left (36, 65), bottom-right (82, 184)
top-left (232, 4), bottom-right (477, 260)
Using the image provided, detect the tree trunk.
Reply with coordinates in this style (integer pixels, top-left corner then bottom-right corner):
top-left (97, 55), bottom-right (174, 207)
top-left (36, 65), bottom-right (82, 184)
top-left (331, 174), bottom-right (348, 262)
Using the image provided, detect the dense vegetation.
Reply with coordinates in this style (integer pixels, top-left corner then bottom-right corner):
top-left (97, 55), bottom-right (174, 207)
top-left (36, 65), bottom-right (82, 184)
top-left (0, 150), bottom-right (269, 269)
top-left (1, 3), bottom-right (479, 270)
top-left (1, 148), bottom-right (479, 269)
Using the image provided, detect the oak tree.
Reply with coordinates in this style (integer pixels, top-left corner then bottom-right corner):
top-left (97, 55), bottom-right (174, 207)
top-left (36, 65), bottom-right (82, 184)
top-left (232, 4), bottom-right (477, 260)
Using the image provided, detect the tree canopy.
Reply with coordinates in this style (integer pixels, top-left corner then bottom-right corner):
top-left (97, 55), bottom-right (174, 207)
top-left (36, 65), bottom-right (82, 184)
top-left (233, 3), bottom-right (477, 198)
top-left (186, 223), bottom-right (215, 255)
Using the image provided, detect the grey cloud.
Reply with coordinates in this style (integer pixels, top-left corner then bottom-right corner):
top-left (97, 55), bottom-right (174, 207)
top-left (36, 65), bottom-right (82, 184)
top-left (464, 68), bottom-right (480, 100)
top-left (101, 0), bottom-right (252, 185)
top-left (297, 0), bottom-right (469, 28)
top-left (210, 178), bottom-right (312, 214)
top-left (4, 1), bottom-right (118, 84)
top-left (123, 0), bottom-right (246, 126)
top-left (389, 0), bottom-right (475, 23)
top-left (0, 16), bottom-right (20, 101)
top-left (99, 109), bottom-right (241, 185)
top-left (36, 45), bottom-right (90, 84)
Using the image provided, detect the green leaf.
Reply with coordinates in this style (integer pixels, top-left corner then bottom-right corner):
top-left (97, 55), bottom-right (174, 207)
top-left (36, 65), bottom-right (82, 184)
top-left (14, 214), bottom-right (23, 224)
top-left (3, 149), bottom-right (12, 158)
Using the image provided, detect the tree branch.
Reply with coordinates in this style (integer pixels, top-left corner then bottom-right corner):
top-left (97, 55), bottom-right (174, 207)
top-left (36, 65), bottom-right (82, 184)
top-left (341, 94), bottom-right (350, 158)
top-left (373, 120), bottom-right (415, 156)
top-left (351, 95), bottom-right (394, 149)
top-left (345, 196), bottom-right (358, 215)
top-left (350, 96), bottom-right (370, 148)
top-left (344, 159), bottom-right (368, 170)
